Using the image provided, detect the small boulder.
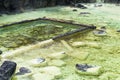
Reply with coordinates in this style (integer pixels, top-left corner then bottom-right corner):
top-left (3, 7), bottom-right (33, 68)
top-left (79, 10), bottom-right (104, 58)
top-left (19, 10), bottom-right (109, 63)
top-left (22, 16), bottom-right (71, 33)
top-left (76, 64), bottom-right (102, 76)
top-left (0, 61), bottom-right (17, 80)
top-left (73, 9), bottom-right (77, 12)
top-left (16, 67), bottom-right (31, 75)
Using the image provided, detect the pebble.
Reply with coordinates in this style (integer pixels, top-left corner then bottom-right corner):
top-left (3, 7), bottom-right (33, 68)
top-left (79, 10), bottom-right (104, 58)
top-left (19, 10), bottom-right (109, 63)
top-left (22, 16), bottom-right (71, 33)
top-left (16, 67), bottom-right (31, 75)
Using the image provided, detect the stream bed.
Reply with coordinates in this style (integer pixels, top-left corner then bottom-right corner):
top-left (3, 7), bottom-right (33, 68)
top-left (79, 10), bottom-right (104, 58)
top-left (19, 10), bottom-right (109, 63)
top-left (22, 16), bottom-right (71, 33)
top-left (0, 19), bottom-right (120, 80)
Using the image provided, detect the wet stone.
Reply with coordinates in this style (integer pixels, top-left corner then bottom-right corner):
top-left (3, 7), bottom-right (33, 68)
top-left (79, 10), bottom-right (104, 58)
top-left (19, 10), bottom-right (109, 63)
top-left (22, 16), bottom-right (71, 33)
top-left (16, 67), bottom-right (31, 75)
top-left (76, 64), bottom-right (93, 72)
top-left (0, 61), bottom-right (17, 80)
top-left (73, 9), bottom-right (77, 12)
top-left (0, 50), bottom-right (2, 55)
top-left (93, 29), bottom-right (107, 36)
top-left (75, 64), bottom-right (102, 76)
top-left (30, 58), bottom-right (47, 67)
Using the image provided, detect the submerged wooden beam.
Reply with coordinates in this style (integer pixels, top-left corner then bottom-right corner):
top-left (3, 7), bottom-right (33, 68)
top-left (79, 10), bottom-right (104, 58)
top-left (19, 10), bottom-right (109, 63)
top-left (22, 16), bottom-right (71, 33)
top-left (52, 26), bottom-right (96, 40)
top-left (0, 17), bottom-right (96, 28)
top-left (1, 39), bottom-right (54, 58)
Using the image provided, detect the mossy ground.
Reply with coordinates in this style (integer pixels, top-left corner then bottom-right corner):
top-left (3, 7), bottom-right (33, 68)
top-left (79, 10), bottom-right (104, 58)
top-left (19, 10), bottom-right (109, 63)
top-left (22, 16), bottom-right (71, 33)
top-left (0, 4), bottom-right (120, 80)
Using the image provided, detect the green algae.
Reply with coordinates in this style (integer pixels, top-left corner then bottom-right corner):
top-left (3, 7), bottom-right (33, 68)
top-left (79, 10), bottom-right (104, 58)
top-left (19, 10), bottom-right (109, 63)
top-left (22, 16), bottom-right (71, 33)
top-left (0, 4), bottom-right (120, 80)
top-left (3, 28), bottom-right (120, 80)
top-left (0, 20), bottom-right (80, 50)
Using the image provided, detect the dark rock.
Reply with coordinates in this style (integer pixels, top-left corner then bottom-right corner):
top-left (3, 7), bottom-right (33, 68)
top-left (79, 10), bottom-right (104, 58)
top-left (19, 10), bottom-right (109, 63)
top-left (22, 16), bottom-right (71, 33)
top-left (0, 61), bottom-right (17, 80)
top-left (16, 67), bottom-right (31, 75)
top-left (75, 3), bottom-right (87, 9)
top-left (72, 9), bottom-right (77, 11)
top-left (117, 30), bottom-right (120, 32)
top-left (76, 64), bottom-right (93, 72)
top-left (19, 67), bottom-right (31, 73)
top-left (0, 50), bottom-right (2, 55)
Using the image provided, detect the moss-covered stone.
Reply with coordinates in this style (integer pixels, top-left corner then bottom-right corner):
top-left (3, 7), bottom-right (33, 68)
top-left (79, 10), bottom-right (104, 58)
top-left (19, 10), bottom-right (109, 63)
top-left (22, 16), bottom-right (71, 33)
top-left (48, 60), bottom-right (66, 67)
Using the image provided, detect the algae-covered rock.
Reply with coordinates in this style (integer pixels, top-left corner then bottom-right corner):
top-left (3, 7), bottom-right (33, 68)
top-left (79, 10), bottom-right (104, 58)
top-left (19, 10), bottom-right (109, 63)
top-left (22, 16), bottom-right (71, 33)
top-left (86, 42), bottom-right (101, 49)
top-left (32, 66), bottom-right (62, 80)
top-left (48, 51), bottom-right (66, 59)
top-left (68, 51), bottom-right (89, 60)
top-left (72, 42), bottom-right (86, 47)
top-left (30, 58), bottom-right (47, 67)
top-left (33, 73), bottom-right (55, 80)
top-left (0, 50), bottom-right (2, 55)
top-left (48, 60), bottom-right (66, 67)
top-left (39, 66), bottom-right (61, 77)
top-left (93, 29), bottom-right (107, 37)
top-left (16, 67), bottom-right (31, 75)
top-left (76, 64), bottom-right (103, 76)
